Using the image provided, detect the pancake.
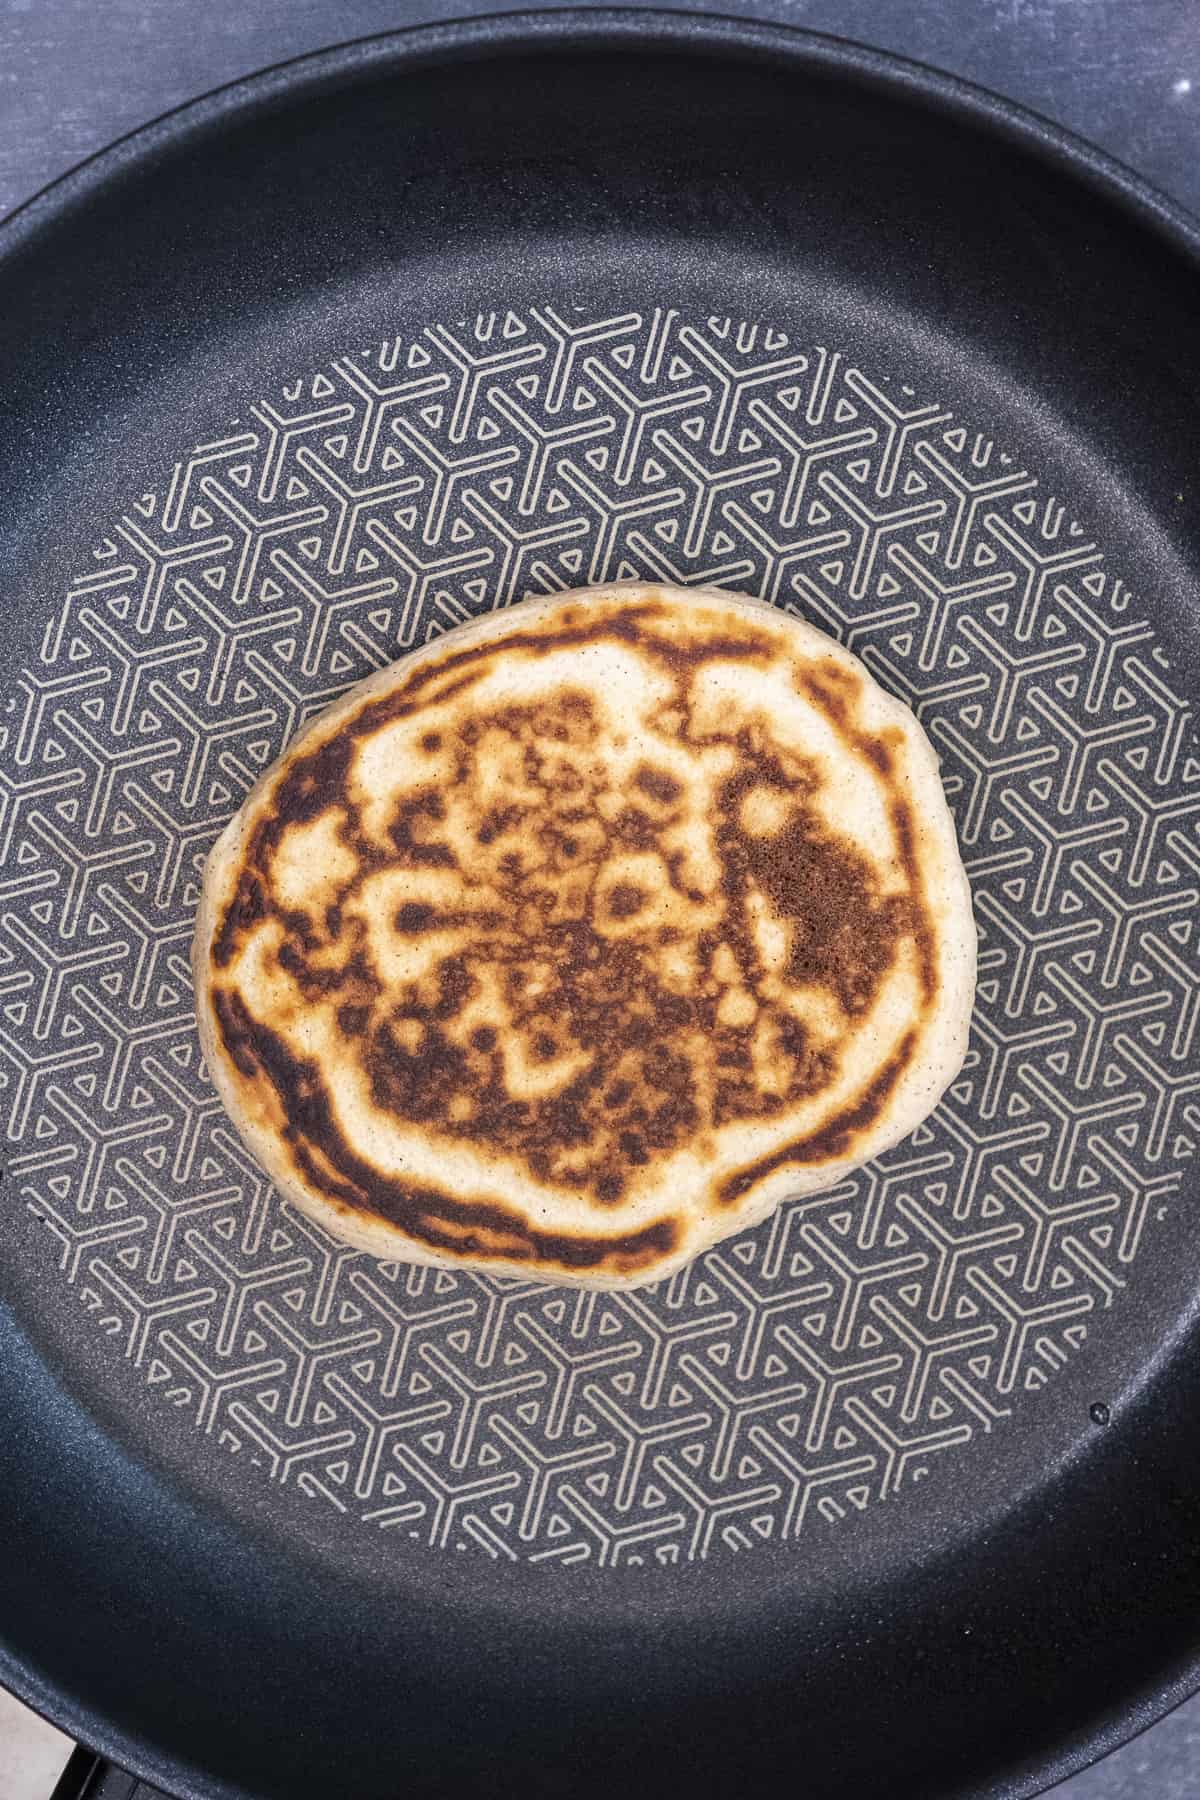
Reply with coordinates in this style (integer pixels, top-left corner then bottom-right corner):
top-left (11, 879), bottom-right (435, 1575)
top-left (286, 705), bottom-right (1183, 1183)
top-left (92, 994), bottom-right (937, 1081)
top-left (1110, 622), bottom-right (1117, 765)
top-left (193, 582), bottom-right (976, 1289)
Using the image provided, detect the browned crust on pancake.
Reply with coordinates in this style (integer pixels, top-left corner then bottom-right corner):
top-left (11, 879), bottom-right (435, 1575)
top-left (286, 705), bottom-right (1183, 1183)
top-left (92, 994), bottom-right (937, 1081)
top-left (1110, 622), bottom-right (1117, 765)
top-left (718, 1028), bottom-right (919, 1205)
top-left (214, 988), bottom-right (677, 1278)
top-left (195, 583), bottom-right (973, 1287)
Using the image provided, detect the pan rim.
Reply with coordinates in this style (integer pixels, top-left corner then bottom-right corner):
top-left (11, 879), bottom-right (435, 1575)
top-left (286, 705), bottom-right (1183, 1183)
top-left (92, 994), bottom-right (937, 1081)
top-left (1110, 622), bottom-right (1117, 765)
top-left (3, 5), bottom-right (1200, 267)
top-left (2, 11), bottom-right (1200, 1797)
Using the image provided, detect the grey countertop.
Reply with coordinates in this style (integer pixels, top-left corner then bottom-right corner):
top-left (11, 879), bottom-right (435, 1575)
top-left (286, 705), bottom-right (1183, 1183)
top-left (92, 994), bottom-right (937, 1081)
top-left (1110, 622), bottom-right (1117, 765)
top-left (1, 3), bottom-right (1199, 1796)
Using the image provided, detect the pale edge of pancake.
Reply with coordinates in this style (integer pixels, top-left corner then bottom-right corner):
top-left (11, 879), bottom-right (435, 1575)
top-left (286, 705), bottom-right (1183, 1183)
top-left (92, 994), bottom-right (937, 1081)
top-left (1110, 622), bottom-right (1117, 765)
top-left (192, 582), bottom-right (977, 1290)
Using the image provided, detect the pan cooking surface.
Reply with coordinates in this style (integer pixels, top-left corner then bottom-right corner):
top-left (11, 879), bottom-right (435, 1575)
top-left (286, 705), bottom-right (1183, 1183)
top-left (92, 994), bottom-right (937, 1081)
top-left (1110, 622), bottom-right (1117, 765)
top-left (5, 302), bottom-right (1196, 1566)
top-left (3, 19), bottom-right (1200, 1798)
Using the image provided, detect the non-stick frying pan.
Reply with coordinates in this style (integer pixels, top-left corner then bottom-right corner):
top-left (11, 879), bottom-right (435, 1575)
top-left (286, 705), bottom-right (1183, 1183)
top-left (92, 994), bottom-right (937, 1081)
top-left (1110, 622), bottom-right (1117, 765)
top-left (3, 13), bottom-right (1200, 1797)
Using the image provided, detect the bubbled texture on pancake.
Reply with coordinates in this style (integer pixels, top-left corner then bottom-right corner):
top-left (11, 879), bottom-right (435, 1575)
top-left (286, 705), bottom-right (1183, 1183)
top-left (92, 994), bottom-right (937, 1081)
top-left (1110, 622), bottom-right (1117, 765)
top-left (194, 584), bottom-right (975, 1286)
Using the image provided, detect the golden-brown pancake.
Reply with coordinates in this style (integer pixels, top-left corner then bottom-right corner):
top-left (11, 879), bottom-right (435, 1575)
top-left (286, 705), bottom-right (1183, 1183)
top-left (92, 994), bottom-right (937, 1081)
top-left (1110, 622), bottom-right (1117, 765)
top-left (193, 582), bottom-right (975, 1288)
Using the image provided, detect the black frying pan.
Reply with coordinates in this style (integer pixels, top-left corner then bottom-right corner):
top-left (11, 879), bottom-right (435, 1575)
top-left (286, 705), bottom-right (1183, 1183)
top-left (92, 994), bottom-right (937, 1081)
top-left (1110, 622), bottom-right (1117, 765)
top-left (3, 13), bottom-right (1200, 1798)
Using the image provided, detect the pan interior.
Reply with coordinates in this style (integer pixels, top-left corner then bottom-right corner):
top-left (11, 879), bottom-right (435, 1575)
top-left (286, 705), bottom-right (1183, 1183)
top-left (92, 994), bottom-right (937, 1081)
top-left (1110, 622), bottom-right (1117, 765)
top-left (8, 285), bottom-right (1198, 1569)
